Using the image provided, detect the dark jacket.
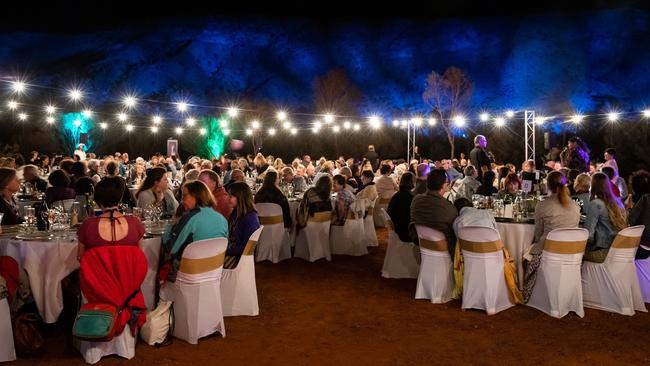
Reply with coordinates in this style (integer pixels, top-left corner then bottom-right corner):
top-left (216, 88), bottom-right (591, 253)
top-left (254, 186), bottom-right (292, 228)
top-left (0, 197), bottom-right (24, 225)
top-left (365, 150), bottom-right (379, 171)
top-left (387, 188), bottom-right (414, 242)
top-left (470, 147), bottom-right (491, 181)
top-left (45, 186), bottom-right (76, 206)
top-left (476, 184), bottom-right (498, 197)
top-left (409, 190), bottom-right (459, 257)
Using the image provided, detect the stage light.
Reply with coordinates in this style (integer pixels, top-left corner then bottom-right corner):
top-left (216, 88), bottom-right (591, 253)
top-left (392, 120), bottom-right (400, 127)
top-left (223, 129), bottom-right (231, 136)
top-left (643, 110), bottom-right (650, 118)
top-left (99, 122), bottom-right (108, 129)
top-left (494, 117), bottom-right (506, 127)
top-left (175, 127), bottom-right (183, 135)
top-left (46, 116), bottom-right (55, 124)
top-left (570, 114), bottom-right (584, 124)
top-left (82, 109), bottom-right (93, 118)
top-left (353, 123), bottom-right (360, 131)
top-left (73, 119), bottom-right (81, 127)
top-left (245, 129), bottom-right (253, 136)
top-left (283, 121), bottom-right (292, 130)
top-left (505, 110), bottom-right (515, 118)
top-left (11, 80), bottom-right (26, 94)
top-left (290, 128), bottom-right (297, 135)
top-left (151, 126), bottom-right (159, 133)
top-left (369, 116), bottom-right (381, 129)
top-left (343, 121), bottom-right (351, 129)
top-left (333, 125), bottom-right (341, 133)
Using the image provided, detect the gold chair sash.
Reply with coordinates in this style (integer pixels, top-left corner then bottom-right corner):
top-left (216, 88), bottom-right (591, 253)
top-left (612, 235), bottom-right (641, 249)
top-left (259, 215), bottom-right (283, 225)
top-left (459, 239), bottom-right (503, 253)
top-left (243, 240), bottom-right (257, 256)
top-left (543, 239), bottom-right (587, 254)
top-left (385, 219), bottom-right (395, 231)
top-left (179, 252), bottom-right (225, 274)
top-left (366, 207), bottom-right (374, 216)
top-left (309, 211), bottom-right (332, 222)
top-left (420, 238), bottom-right (448, 252)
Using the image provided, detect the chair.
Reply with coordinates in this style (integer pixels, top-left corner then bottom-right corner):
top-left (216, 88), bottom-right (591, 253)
top-left (78, 246), bottom-right (148, 364)
top-left (159, 238), bottom-right (228, 344)
top-left (330, 200), bottom-right (367, 256)
top-left (363, 198), bottom-right (379, 247)
top-left (373, 195), bottom-right (392, 228)
top-left (294, 212), bottom-right (332, 262)
top-left (221, 227), bottom-right (264, 317)
top-left (582, 226), bottom-right (648, 315)
top-left (0, 298), bottom-right (15, 362)
top-left (458, 226), bottom-right (515, 315)
top-left (381, 209), bottom-right (419, 279)
top-left (415, 225), bottom-right (454, 303)
top-left (527, 228), bottom-right (588, 318)
top-left (256, 203), bottom-right (291, 263)
top-left (635, 244), bottom-right (650, 303)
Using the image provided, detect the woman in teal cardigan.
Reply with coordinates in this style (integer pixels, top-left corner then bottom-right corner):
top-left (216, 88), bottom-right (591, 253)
top-left (160, 180), bottom-right (228, 282)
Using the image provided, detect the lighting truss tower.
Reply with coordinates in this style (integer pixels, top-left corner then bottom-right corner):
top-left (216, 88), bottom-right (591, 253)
top-left (524, 110), bottom-right (535, 162)
top-left (407, 122), bottom-right (417, 163)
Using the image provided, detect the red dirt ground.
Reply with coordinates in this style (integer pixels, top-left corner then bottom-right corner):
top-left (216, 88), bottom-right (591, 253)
top-left (12, 229), bottom-right (650, 365)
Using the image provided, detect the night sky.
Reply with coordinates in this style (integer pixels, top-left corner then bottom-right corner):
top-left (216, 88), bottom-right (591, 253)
top-left (1, 1), bottom-right (649, 173)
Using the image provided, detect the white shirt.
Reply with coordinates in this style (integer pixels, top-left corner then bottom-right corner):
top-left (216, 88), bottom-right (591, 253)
top-left (74, 149), bottom-right (86, 161)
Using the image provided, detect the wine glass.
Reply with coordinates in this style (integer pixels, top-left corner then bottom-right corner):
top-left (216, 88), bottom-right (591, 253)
top-left (47, 209), bottom-right (58, 232)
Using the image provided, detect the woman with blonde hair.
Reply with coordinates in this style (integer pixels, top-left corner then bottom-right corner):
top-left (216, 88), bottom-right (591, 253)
top-left (583, 172), bottom-right (628, 263)
top-left (523, 171), bottom-right (581, 301)
top-left (254, 153), bottom-right (269, 175)
top-left (273, 158), bottom-right (285, 172)
top-left (573, 173), bottom-right (591, 213)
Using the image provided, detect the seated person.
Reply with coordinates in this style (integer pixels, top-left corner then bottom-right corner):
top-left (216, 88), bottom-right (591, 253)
top-left (331, 174), bottom-right (355, 226)
top-left (297, 175), bottom-right (333, 228)
top-left (387, 172), bottom-right (415, 242)
top-left (254, 171), bottom-right (292, 229)
top-left (374, 164), bottom-right (398, 198)
top-left (356, 170), bottom-right (378, 202)
top-left (281, 166), bottom-right (308, 193)
top-left (476, 170), bottom-right (498, 196)
top-left (45, 169), bottom-right (76, 206)
top-left (198, 169), bottom-right (232, 219)
top-left (21, 164), bottom-right (48, 193)
top-left (583, 173), bottom-right (628, 263)
top-left (572, 173), bottom-right (591, 214)
top-left (0, 168), bottom-right (24, 225)
top-left (452, 197), bottom-right (497, 237)
top-left (160, 181), bottom-right (228, 282)
top-left (136, 167), bottom-right (178, 218)
top-left (224, 182), bottom-right (260, 269)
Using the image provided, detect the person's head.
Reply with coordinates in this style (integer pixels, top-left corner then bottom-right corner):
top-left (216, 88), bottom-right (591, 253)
top-left (506, 163), bottom-right (516, 173)
top-left (590, 172), bottom-right (627, 229)
top-left (122, 153), bottom-right (129, 163)
top-left (379, 164), bottom-right (391, 176)
top-left (230, 169), bottom-right (245, 183)
top-left (346, 158), bottom-right (354, 167)
top-left (262, 170), bottom-right (280, 190)
top-left (87, 159), bottom-right (99, 173)
top-left (137, 167), bottom-right (168, 197)
top-left (361, 170), bottom-right (375, 185)
top-left (504, 173), bottom-right (521, 193)
top-left (460, 152), bottom-right (466, 159)
top-left (306, 164), bottom-right (315, 177)
top-left (75, 177), bottom-right (95, 197)
top-left (39, 155), bottom-right (50, 166)
top-left (230, 160), bottom-right (240, 171)
top-left (568, 136), bottom-right (581, 149)
top-left (416, 163), bottom-right (430, 180)
top-left (368, 145), bottom-right (375, 152)
top-left (254, 153), bottom-right (266, 167)
top-left (200, 160), bottom-right (213, 170)
top-left (182, 180), bottom-right (215, 211)
top-left (320, 161), bottom-right (333, 175)
top-left (339, 166), bottom-right (352, 180)
top-left (474, 135), bottom-right (487, 148)
top-left (498, 166), bottom-right (510, 180)
top-left (274, 158), bottom-right (284, 170)
top-left (281, 167), bottom-right (295, 182)
top-left (483, 170), bottom-right (496, 186)
top-left (71, 161), bottom-right (87, 178)
top-left (523, 159), bottom-right (535, 173)
top-left (30, 151), bottom-right (38, 160)
top-left (94, 176), bottom-right (126, 209)
top-left (454, 197), bottom-right (473, 212)
top-left (0, 168), bottom-right (20, 195)
top-left (198, 169), bottom-right (220, 192)
top-left (601, 166), bottom-right (616, 180)
top-left (59, 159), bottom-right (74, 174)
top-left (441, 160), bottom-right (451, 170)
top-left (48, 169), bottom-right (70, 188)
top-left (22, 165), bottom-right (40, 182)
top-left (546, 171), bottom-right (571, 206)
top-left (399, 171), bottom-right (415, 191)
top-left (464, 165), bottom-right (477, 178)
top-left (184, 169), bottom-right (201, 183)
top-left (604, 148), bottom-right (616, 161)
top-left (296, 164), bottom-right (306, 177)
top-left (227, 181), bottom-right (255, 218)
top-left (314, 175), bottom-right (333, 199)
top-left (573, 173), bottom-right (591, 194)
top-left (135, 163), bottom-right (145, 176)
top-left (427, 168), bottom-right (448, 193)
top-left (332, 174), bottom-right (346, 192)
top-left (106, 161), bottom-right (118, 176)
top-left (630, 170), bottom-right (650, 198)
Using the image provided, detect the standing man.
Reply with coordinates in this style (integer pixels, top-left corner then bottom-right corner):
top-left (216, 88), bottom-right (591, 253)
top-left (365, 145), bottom-right (380, 172)
top-left (74, 143), bottom-right (86, 161)
top-left (470, 135), bottom-right (491, 182)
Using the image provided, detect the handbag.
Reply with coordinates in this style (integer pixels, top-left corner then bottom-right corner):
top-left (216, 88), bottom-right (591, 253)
top-left (140, 299), bottom-right (174, 346)
top-left (72, 289), bottom-right (139, 342)
top-left (13, 312), bottom-right (45, 355)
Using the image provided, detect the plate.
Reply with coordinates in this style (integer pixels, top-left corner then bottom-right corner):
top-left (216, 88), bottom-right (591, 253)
top-left (14, 232), bottom-right (56, 241)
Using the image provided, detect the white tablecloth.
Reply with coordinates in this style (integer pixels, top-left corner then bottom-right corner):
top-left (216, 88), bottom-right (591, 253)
top-left (496, 222), bottom-right (535, 286)
top-left (0, 235), bottom-right (161, 323)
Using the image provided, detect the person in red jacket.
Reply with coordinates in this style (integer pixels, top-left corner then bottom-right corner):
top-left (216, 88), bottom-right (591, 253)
top-left (198, 169), bottom-right (232, 219)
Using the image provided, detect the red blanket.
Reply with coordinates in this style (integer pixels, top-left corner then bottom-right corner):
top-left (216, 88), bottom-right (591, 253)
top-left (0, 256), bottom-right (19, 303)
top-left (80, 246), bottom-right (148, 336)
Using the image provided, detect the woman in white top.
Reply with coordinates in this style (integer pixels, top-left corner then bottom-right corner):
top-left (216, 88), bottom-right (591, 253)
top-left (522, 171), bottom-right (580, 301)
top-left (135, 167), bottom-right (179, 218)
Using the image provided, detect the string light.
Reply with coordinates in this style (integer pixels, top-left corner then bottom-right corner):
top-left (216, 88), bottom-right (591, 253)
top-left (18, 113), bottom-right (27, 121)
top-left (82, 109), bottom-right (93, 118)
top-left (176, 101), bottom-right (188, 112)
top-left (11, 81), bottom-right (26, 94)
top-left (251, 120), bottom-right (261, 129)
top-left (479, 113), bottom-right (490, 122)
top-left (45, 105), bottom-right (56, 114)
top-left (276, 111), bottom-right (287, 121)
top-left (126, 124), bottom-right (134, 132)
top-left (185, 117), bottom-right (196, 126)
top-left (151, 126), bottom-right (159, 133)
top-left (199, 128), bottom-right (207, 135)
top-left (607, 112), bottom-right (620, 122)
top-left (453, 115), bottom-right (466, 127)
top-left (175, 127), bottom-right (183, 135)
top-left (268, 128), bottom-right (276, 136)
top-left (117, 113), bottom-right (128, 122)
top-left (7, 100), bottom-right (18, 110)
top-left (152, 115), bottom-right (162, 124)
top-left (99, 122), bottom-right (108, 129)
top-left (46, 116), bottom-right (55, 124)
top-left (227, 106), bottom-right (239, 118)
top-left (68, 89), bottom-right (83, 102)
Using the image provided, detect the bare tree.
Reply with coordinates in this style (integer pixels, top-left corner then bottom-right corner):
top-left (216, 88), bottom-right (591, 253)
top-left (422, 66), bottom-right (473, 159)
top-left (313, 69), bottom-right (362, 117)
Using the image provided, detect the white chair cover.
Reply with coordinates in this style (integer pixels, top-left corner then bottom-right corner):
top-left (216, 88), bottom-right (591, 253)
top-left (140, 237), bottom-right (162, 310)
top-left (330, 200), bottom-right (367, 256)
top-left (414, 225), bottom-right (453, 303)
top-left (294, 212), bottom-right (332, 262)
top-left (159, 238), bottom-right (228, 344)
top-left (582, 225), bottom-right (648, 315)
top-left (373, 194), bottom-right (392, 228)
top-left (222, 227), bottom-right (263, 317)
top-left (0, 298), bottom-right (15, 362)
top-left (527, 228), bottom-right (588, 318)
top-left (255, 203), bottom-right (291, 263)
top-left (458, 226), bottom-right (515, 315)
top-left (80, 328), bottom-right (137, 364)
top-left (363, 198), bottom-right (379, 247)
top-left (635, 245), bottom-right (650, 303)
top-left (381, 209), bottom-right (419, 279)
